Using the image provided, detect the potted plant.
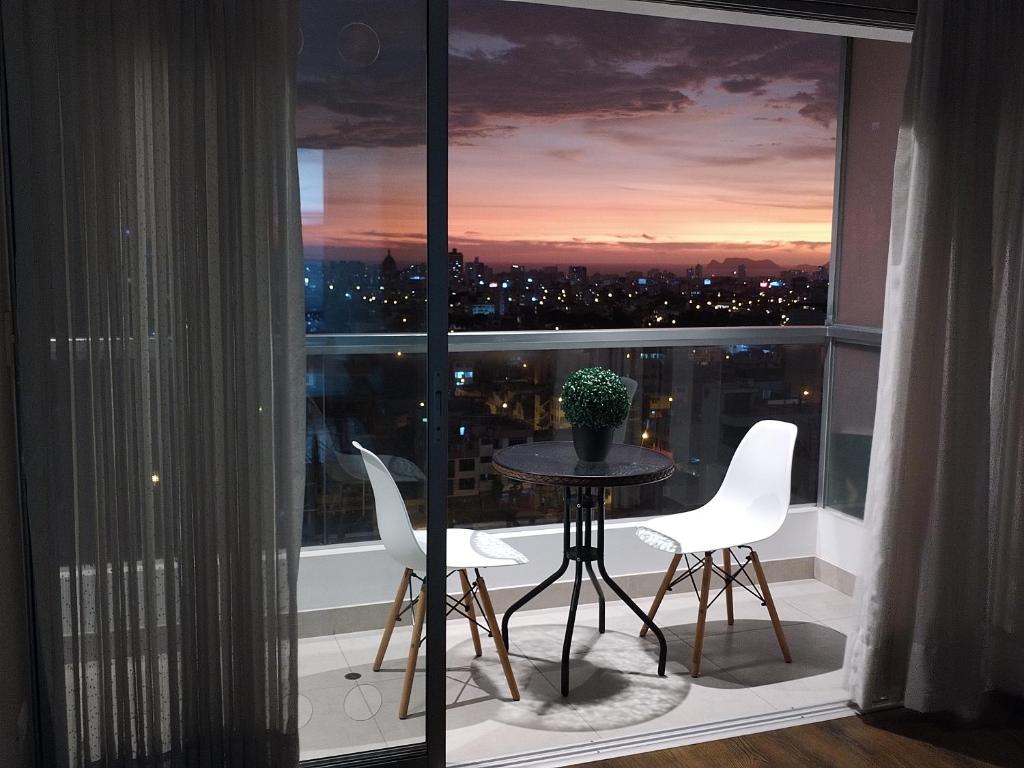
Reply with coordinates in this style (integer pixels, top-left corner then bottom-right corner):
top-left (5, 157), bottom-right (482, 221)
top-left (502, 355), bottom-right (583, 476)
top-left (561, 366), bottom-right (630, 462)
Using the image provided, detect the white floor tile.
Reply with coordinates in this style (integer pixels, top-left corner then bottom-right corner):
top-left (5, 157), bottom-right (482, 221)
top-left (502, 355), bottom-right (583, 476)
top-left (777, 591), bottom-right (856, 622)
top-left (297, 635), bottom-right (349, 677)
top-left (821, 615), bottom-right (856, 636)
top-left (298, 680), bottom-right (388, 759)
top-left (335, 625), bottom-right (423, 681)
top-left (746, 667), bottom-right (850, 711)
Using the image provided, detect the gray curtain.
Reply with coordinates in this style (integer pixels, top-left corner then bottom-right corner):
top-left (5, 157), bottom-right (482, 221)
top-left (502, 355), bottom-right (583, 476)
top-left (3, 1), bottom-right (304, 765)
top-left (845, 0), bottom-right (1024, 715)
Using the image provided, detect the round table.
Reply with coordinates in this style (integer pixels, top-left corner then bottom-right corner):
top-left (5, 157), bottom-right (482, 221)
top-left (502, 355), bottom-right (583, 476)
top-left (492, 441), bottom-right (675, 696)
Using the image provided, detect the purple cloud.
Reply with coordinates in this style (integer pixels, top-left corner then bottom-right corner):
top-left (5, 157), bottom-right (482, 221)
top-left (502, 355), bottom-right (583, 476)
top-left (297, 0), bottom-right (839, 148)
top-left (721, 76), bottom-right (769, 94)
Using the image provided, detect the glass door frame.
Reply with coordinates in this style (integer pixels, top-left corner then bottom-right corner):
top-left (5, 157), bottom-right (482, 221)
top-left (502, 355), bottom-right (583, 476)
top-left (425, 0), bottom-right (449, 766)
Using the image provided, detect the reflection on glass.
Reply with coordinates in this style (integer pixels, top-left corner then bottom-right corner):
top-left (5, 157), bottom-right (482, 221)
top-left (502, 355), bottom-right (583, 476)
top-left (305, 343), bottom-right (824, 543)
top-left (825, 343), bottom-right (881, 518)
top-left (305, 350), bottom-right (427, 545)
top-left (298, 0), bottom-right (427, 335)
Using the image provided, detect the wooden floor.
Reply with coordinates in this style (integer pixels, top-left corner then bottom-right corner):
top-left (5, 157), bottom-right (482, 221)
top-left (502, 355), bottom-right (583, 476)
top-left (584, 703), bottom-right (1024, 768)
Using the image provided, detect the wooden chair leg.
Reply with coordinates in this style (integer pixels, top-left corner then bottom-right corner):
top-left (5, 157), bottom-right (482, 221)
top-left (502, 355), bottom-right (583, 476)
top-left (641, 553), bottom-right (682, 638)
top-left (475, 573), bottom-right (520, 701)
top-left (691, 552), bottom-right (714, 678)
top-left (750, 550), bottom-right (792, 663)
top-left (459, 569), bottom-right (483, 658)
top-left (399, 583), bottom-right (427, 719)
top-left (374, 568), bottom-right (412, 672)
top-left (723, 548), bottom-right (734, 626)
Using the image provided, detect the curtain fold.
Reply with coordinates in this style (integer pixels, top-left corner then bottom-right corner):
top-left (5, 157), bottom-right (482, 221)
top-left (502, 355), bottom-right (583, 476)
top-left (3, 1), bottom-right (304, 765)
top-left (845, 0), bottom-right (1024, 715)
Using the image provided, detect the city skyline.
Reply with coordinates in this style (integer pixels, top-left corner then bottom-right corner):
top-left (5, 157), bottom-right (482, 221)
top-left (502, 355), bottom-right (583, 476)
top-left (297, 0), bottom-right (840, 270)
top-left (303, 247), bottom-right (829, 277)
top-left (302, 248), bottom-right (829, 335)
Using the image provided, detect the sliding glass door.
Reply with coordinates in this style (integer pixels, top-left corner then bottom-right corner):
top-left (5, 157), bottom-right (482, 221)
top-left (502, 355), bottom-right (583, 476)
top-left (296, 0), bottom-right (446, 765)
top-left (3, 0), bottom-right (448, 766)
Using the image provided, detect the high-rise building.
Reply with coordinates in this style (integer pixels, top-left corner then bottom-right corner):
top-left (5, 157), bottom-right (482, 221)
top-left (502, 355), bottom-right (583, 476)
top-left (466, 256), bottom-right (490, 284)
top-left (381, 249), bottom-right (398, 287)
top-left (569, 265), bottom-right (587, 285)
top-left (449, 248), bottom-right (464, 284)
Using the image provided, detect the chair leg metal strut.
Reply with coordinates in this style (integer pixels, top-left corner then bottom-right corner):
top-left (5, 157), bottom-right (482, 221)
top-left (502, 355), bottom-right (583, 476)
top-left (503, 486), bottom-right (669, 696)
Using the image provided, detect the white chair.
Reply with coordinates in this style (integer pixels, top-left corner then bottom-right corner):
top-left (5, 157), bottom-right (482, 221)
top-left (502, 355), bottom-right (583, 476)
top-left (352, 441), bottom-right (528, 718)
top-left (634, 420), bottom-right (798, 677)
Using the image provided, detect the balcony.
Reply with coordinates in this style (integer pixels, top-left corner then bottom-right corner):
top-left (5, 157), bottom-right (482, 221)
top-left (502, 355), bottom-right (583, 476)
top-left (297, 325), bottom-right (876, 763)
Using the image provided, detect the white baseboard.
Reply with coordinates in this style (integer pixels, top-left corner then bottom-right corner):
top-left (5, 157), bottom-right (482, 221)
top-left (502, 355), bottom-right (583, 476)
top-left (814, 558), bottom-right (856, 596)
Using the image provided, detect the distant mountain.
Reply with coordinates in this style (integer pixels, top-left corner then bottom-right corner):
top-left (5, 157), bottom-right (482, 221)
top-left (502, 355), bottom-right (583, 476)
top-left (704, 258), bottom-right (827, 277)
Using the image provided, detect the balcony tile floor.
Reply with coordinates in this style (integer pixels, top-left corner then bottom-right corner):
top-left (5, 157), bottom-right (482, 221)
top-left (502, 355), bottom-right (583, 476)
top-left (298, 578), bottom-right (854, 763)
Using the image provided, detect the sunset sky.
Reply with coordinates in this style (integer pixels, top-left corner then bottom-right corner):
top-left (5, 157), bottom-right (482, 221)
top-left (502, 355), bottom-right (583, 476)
top-left (296, 0), bottom-right (840, 270)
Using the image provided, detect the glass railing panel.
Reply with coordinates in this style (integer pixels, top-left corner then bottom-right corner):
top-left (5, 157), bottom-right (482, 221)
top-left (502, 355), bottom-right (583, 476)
top-left (305, 349), bottom-right (427, 546)
top-left (448, 343), bottom-right (824, 529)
top-left (304, 337), bottom-right (824, 542)
top-left (824, 342), bottom-right (880, 518)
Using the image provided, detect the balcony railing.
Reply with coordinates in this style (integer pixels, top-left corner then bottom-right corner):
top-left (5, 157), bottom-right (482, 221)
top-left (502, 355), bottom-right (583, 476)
top-left (303, 326), bottom-right (837, 547)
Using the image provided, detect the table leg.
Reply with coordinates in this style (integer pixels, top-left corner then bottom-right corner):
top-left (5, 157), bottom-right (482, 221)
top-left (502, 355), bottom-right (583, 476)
top-left (501, 486), bottom-right (572, 649)
top-left (594, 487), bottom-right (668, 677)
top-left (583, 496), bottom-right (606, 633)
top-left (562, 564), bottom-right (584, 696)
top-left (561, 488), bottom-right (586, 696)
top-left (584, 560), bottom-right (605, 634)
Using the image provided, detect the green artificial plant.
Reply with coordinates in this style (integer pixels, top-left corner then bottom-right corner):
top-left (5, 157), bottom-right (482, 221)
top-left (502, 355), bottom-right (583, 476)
top-left (560, 366), bottom-right (630, 431)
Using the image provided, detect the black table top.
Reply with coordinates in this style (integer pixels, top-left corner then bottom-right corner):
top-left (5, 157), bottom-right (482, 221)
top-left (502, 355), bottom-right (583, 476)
top-left (492, 441), bottom-right (675, 487)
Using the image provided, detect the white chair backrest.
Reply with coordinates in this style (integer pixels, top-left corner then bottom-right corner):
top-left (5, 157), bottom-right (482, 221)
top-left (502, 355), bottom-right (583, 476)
top-left (712, 420), bottom-right (798, 536)
top-left (613, 375), bottom-right (639, 444)
top-left (352, 441), bottom-right (427, 571)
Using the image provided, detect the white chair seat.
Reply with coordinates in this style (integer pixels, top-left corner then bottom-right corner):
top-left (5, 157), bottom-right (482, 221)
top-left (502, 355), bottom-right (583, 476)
top-left (636, 501), bottom-right (783, 555)
top-left (413, 529), bottom-right (529, 570)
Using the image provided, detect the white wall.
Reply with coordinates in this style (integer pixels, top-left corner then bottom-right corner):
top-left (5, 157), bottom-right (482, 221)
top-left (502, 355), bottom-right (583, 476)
top-left (816, 506), bottom-right (865, 577)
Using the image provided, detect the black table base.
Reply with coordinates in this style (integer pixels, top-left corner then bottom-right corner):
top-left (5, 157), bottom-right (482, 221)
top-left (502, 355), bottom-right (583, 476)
top-left (500, 486), bottom-right (668, 696)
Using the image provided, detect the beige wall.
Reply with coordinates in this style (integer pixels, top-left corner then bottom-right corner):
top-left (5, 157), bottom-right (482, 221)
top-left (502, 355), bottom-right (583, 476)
top-left (836, 38), bottom-right (912, 327)
top-left (0, 157), bottom-right (32, 766)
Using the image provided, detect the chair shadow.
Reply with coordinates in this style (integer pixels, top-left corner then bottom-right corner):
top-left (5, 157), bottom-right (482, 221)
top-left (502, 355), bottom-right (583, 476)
top-left (657, 619), bottom-right (848, 688)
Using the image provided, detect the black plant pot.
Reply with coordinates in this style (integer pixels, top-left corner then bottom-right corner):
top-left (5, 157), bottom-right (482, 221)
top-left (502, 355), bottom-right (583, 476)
top-left (572, 424), bottom-right (615, 462)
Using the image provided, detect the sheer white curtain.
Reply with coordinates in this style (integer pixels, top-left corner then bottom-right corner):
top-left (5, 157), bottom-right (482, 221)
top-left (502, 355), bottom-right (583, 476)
top-left (3, 1), bottom-right (304, 765)
top-left (845, 0), bottom-right (1024, 715)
